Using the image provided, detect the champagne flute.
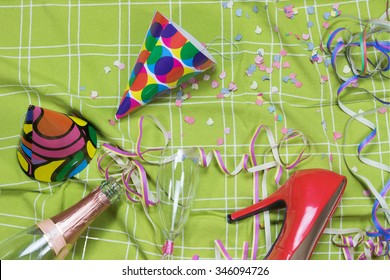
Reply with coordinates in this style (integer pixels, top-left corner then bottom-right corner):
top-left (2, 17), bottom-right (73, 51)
top-left (156, 147), bottom-right (200, 260)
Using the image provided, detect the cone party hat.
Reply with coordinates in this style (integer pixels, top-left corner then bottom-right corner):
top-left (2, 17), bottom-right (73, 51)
top-left (17, 105), bottom-right (98, 182)
top-left (115, 11), bottom-right (216, 119)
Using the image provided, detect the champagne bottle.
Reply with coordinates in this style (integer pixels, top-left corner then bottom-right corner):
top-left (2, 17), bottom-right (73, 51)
top-left (0, 177), bottom-right (122, 260)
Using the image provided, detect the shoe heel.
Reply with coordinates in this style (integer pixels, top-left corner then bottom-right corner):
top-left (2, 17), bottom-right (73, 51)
top-left (228, 188), bottom-right (286, 223)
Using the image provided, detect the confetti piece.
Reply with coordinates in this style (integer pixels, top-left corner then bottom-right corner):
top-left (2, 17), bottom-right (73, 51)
top-left (224, 127), bottom-right (231, 134)
top-left (262, 75), bottom-right (270, 81)
top-left (333, 3), bottom-right (340, 9)
top-left (268, 106), bottom-right (276, 113)
top-left (191, 83), bottom-right (199, 90)
top-left (275, 114), bottom-right (283, 122)
top-left (271, 86), bottom-right (278, 94)
top-left (289, 73), bottom-right (297, 79)
top-left (281, 127), bottom-right (289, 134)
top-left (216, 93), bottom-right (224, 99)
top-left (250, 81), bottom-right (258, 90)
top-left (351, 166), bottom-right (358, 173)
top-left (274, 25), bottom-right (279, 32)
top-left (236, 8), bottom-right (242, 17)
top-left (217, 138), bottom-right (224, 146)
top-left (104, 66), bottom-right (111, 74)
top-left (211, 80), bottom-right (219, 88)
top-left (166, 131), bottom-right (172, 139)
top-left (343, 65), bottom-right (351, 74)
top-left (90, 90), bottom-right (98, 99)
top-left (114, 60), bottom-right (125, 70)
top-left (220, 88), bottom-right (230, 95)
top-left (324, 59), bottom-right (331, 67)
top-left (323, 12), bottom-right (330, 20)
top-left (206, 117), bottom-right (214, 126)
top-left (235, 34), bottom-right (243, 41)
top-left (219, 71), bottom-right (227, 79)
top-left (320, 75), bottom-right (329, 83)
top-left (266, 67), bottom-right (273, 74)
top-left (273, 62), bottom-right (281, 69)
top-left (255, 99), bottom-right (263, 106)
top-left (273, 55), bottom-right (281, 62)
top-left (253, 5), bottom-right (259, 13)
top-left (282, 76), bottom-right (290, 83)
top-left (280, 49), bottom-right (288, 56)
top-left (333, 131), bottom-right (342, 141)
top-left (378, 107), bottom-right (388, 114)
top-left (80, 86), bottom-right (86, 91)
top-left (203, 74), bottom-right (211, 81)
top-left (184, 116), bottom-right (195, 125)
top-left (307, 20), bottom-right (314, 28)
top-left (257, 48), bottom-right (265, 56)
top-left (259, 64), bottom-right (267, 71)
top-left (228, 82), bottom-right (238, 91)
top-left (108, 119), bottom-right (116, 126)
top-left (307, 42), bottom-right (314, 51)
top-left (246, 64), bottom-right (257, 76)
top-left (255, 26), bottom-right (262, 34)
top-left (255, 55), bottom-right (264, 65)
top-left (302, 33), bottom-right (310, 40)
top-left (283, 61), bottom-right (291, 68)
top-left (329, 153), bottom-right (333, 162)
top-left (307, 6), bottom-right (315, 15)
top-left (294, 81), bottom-right (303, 88)
top-left (363, 189), bottom-right (371, 197)
top-left (322, 22), bottom-right (330, 29)
top-left (175, 99), bottom-right (182, 107)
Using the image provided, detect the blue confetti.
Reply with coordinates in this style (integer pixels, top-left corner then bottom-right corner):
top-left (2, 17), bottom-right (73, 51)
top-left (307, 20), bottom-right (314, 28)
top-left (80, 86), bottom-right (86, 91)
top-left (307, 6), bottom-right (315, 15)
top-left (307, 42), bottom-right (314, 51)
top-left (262, 75), bottom-right (270, 81)
top-left (273, 55), bottom-right (281, 62)
top-left (220, 88), bottom-right (230, 95)
top-left (253, 5), bottom-right (259, 13)
top-left (323, 12), bottom-right (330, 20)
top-left (235, 33), bottom-right (243, 41)
top-left (222, 2), bottom-right (228, 9)
top-left (268, 106), bottom-right (276, 113)
top-left (290, 79), bottom-right (296, 84)
top-left (282, 76), bottom-right (290, 83)
top-left (236, 8), bottom-right (242, 17)
top-left (324, 58), bottom-right (332, 67)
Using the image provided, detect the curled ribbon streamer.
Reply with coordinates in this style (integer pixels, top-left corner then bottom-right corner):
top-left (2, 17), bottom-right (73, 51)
top-left (322, 9), bottom-right (390, 259)
top-left (98, 115), bottom-right (310, 260)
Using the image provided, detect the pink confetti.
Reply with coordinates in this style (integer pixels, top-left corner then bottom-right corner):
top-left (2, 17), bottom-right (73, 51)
top-left (108, 119), bottom-right (116, 126)
top-left (216, 93), bottom-right (224, 99)
top-left (333, 131), bottom-right (342, 141)
top-left (266, 67), bottom-right (273, 74)
top-left (302, 33), bottom-right (310, 40)
top-left (289, 73), bottom-right (297, 79)
top-left (281, 127), bottom-right (289, 134)
top-left (329, 153), bottom-right (334, 162)
top-left (255, 99), bottom-right (263, 106)
top-left (273, 62), bottom-right (281, 69)
top-left (188, 77), bottom-right (198, 84)
top-left (228, 82), bottom-right (238, 91)
top-left (175, 99), bottom-right (182, 107)
top-left (283, 61), bottom-right (291, 68)
top-left (211, 80), bottom-right (219, 88)
top-left (259, 64), bottom-right (267, 71)
top-left (280, 49), bottom-right (288, 56)
top-left (181, 82), bottom-right (189, 89)
top-left (166, 131), bottom-right (172, 139)
top-left (320, 75), bottom-right (329, 83)
top-left (294, 81), bottom-right (303, 88)
top-left (332, 3), bottom-right (340, 9)
top-left (184, 116), bottom-right (195, 125)
top-left (224, 127), bottom-right (231, 134)
top-left (187, 93), bottom-right (192, 99)
top-left (255, 55), bottom-right (264, 64)
top-left (219, 71), bottom-right (227, 79)
top-left (363, 189), bottom-right (371, 197)
top-left (322, 22), bottom-right (330, 29)
top-left (217, 138), bottom-right (224, 146)
top-left (378, 107), bottom-right (388, 114)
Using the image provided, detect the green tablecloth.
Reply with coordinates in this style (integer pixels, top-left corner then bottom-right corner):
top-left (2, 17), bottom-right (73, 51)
top-left (0, 0), bottom-right (389, 260)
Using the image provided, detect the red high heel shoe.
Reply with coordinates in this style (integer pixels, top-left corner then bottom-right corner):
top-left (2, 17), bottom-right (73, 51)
top-left (228, 169), bottom-right (347, 260)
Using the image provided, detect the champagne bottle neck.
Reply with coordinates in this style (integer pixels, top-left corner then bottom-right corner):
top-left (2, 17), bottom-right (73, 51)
top-left (37, 178), bottom-right (122, 258)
